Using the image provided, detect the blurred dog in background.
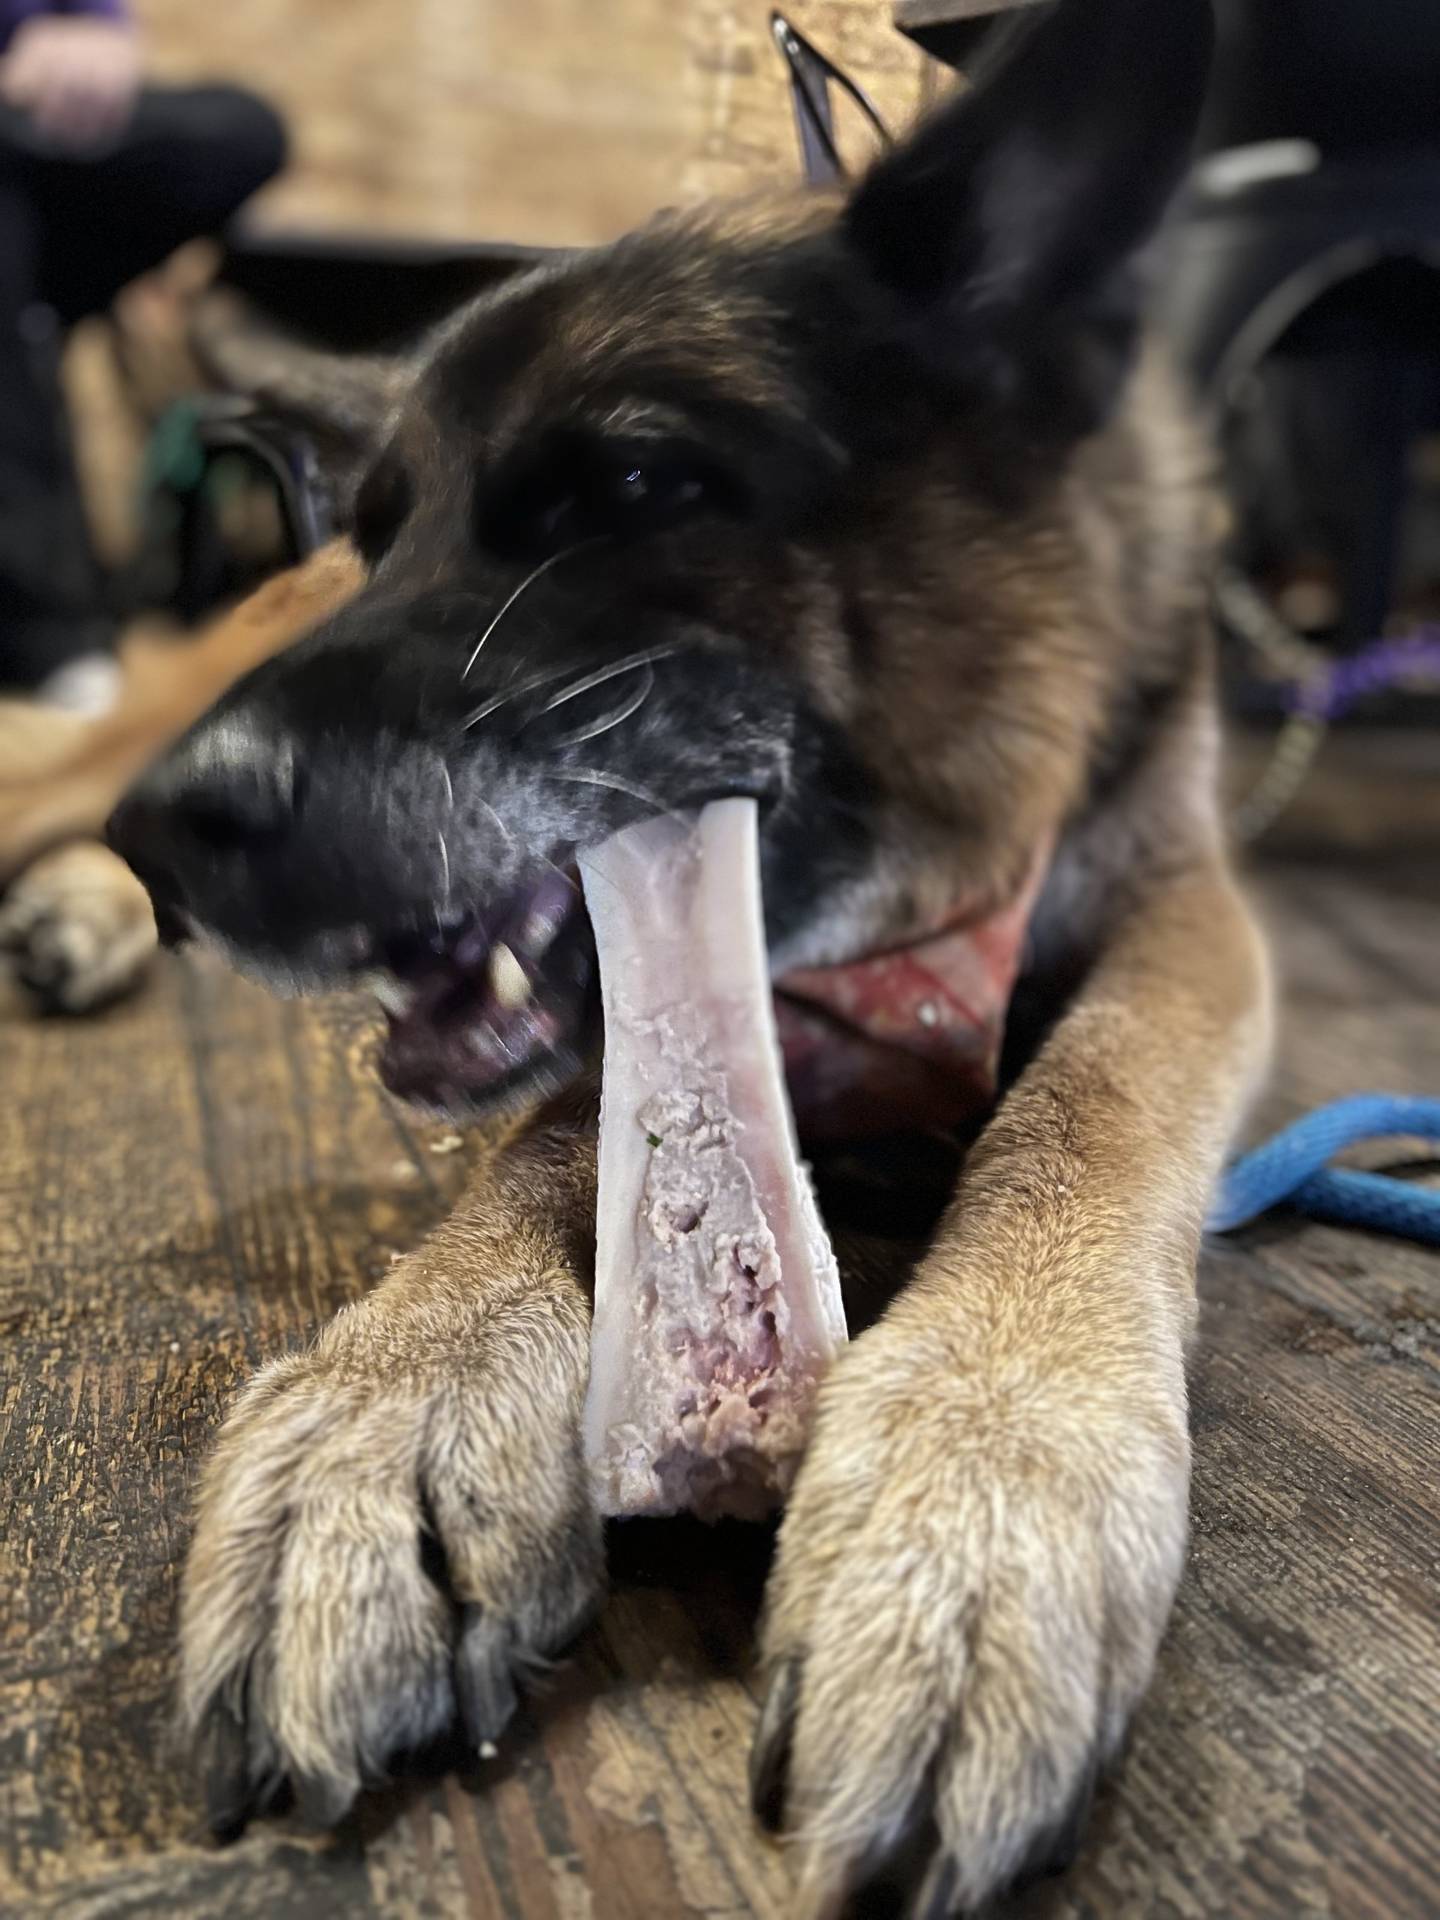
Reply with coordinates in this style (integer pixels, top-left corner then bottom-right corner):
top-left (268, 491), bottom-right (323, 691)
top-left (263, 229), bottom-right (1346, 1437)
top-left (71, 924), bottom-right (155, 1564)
top-left (0, 542), bottom-right (358, 1010)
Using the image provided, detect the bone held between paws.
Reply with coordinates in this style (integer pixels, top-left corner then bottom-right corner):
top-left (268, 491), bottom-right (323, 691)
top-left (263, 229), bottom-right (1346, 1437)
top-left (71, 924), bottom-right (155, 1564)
top-left (579, 797), bottom-right (847, 1521)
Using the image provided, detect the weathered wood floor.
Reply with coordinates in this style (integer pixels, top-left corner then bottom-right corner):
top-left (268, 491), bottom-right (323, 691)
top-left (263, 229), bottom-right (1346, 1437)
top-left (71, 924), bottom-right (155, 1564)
top-left (2, 849), bottom-right (1437, 1919)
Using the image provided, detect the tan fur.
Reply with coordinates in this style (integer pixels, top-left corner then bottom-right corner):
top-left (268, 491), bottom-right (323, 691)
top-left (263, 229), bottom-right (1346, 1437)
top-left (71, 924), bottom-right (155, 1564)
top-left (0, 543), bottom-right (363, 884)
top-left (0, 841), bottom-right (156, 1013)
top-left (762, 718), bottom-right (1272, 1911)
top-left (182, 1113), bottom-right (603, 1820)
top-left (0, 546), bottom-right (364, 1011)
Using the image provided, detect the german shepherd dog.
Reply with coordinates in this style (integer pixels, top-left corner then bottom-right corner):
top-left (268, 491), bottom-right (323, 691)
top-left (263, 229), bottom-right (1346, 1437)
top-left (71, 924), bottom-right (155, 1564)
top-left (106, 0), bottom-right (1272, 1908)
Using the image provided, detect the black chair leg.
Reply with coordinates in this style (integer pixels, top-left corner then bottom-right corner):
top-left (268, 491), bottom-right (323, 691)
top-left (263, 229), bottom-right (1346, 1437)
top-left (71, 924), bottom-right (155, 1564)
top-left (1340, 352), bottom-right (1428, 646)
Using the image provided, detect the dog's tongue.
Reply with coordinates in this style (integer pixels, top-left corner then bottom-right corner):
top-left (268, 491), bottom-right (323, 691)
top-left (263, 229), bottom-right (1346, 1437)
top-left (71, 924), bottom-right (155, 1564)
top-left (579, 798), bottom-right (847, 1521)
top-left (773, 846), bottom-right (1049, 1143)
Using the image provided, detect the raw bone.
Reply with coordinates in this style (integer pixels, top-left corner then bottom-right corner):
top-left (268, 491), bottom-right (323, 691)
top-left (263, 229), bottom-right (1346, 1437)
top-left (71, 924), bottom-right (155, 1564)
top-left (579, 797), bottom-right (847, 1520)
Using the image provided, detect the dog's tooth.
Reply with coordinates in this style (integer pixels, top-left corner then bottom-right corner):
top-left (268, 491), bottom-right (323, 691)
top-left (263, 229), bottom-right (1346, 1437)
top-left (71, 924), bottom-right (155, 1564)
top-left (519, 869), bottom-right (576, 956)
top-left (519, 906), bottom-right (564, 959)
top-left (363, 971), bottom-right (416, 1018)
top-left (489, 942), bottom-right (531, 1012)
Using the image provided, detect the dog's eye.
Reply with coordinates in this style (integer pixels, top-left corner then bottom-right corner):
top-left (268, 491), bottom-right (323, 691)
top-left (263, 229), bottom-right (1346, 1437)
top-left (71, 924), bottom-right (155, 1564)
top-left (543, 452), bottom-right (711, 546)
top-left (352, 457), bottom-right (413, 567)
top-left (602, 459), bottom-right (707, 524)
top-left (481, 437), bottom-right (730, 559)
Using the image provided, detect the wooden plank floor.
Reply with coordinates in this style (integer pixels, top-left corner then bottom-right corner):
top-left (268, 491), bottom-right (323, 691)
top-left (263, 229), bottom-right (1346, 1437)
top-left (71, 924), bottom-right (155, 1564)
top-left (2, 849), bottom-right (1438, 1918)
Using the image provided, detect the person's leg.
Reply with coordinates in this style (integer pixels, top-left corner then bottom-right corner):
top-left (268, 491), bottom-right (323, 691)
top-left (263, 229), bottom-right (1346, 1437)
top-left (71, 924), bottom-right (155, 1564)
top-left (27, 84), bottom-right (288, 323)
top-left (0, 168), bottom-right (113, 696)
top-left (0, 85), bottom-right (285, 696)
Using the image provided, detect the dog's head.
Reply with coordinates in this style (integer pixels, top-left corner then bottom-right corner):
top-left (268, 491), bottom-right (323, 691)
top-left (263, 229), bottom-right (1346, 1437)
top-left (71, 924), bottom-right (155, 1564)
top-left (109, 0), bottom-right (1214, 1116)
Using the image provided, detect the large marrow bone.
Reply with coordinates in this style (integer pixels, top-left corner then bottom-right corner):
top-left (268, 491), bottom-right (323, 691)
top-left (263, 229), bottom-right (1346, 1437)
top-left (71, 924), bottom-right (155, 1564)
top-left (579, 798), bottom-right (847, 1520)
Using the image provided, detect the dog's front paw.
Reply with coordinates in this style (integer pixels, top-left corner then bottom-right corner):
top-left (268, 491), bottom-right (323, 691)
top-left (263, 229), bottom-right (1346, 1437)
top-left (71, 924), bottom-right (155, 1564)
top-left (751, 1304), bottom-right (1189, 1916)
top-left (0, 842), bottom-right (155, 1012)
top-left (179, 1277), bottom-right (602, 1838)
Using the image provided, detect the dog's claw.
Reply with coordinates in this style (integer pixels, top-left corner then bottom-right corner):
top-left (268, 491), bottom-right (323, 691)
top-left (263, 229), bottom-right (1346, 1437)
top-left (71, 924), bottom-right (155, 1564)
top-left (177, 1270), bottom-right (603, 1842)
top-left (199, 1698), bottom-right (255, 1844)
top-left (911, 1850), bottom-right (960, 1920)
top-left (456, 1605), bottom-right (520, 1751)
top-left (1011, 1751), bottom-right (1099, 1890)
top-left (748, 1656), bottom-right (800, 1832)
top-left (746, 1295), bottom-right (1188, 1917)
top-left (293, 1768), bottom-right (357, 1830)
top-left (826, 1796), bottom-right (945, 1920)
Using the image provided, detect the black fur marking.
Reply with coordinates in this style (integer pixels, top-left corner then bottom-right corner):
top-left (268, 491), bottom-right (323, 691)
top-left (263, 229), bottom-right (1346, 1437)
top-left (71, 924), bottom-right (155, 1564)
top-left (844, 0), bottom-right (1213, 438)
top-left (352, 453), bottom-right (414, 566)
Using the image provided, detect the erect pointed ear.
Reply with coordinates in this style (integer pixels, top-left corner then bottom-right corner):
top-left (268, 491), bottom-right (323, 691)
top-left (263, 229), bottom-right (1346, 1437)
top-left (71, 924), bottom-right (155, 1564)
top-left (843, 0), bottom-right (1213, 431)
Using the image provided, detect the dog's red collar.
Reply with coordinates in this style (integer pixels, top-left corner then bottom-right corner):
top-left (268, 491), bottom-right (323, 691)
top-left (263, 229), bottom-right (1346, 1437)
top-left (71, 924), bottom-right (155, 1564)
top-left (774, 847), bottom-right (1049, 1142)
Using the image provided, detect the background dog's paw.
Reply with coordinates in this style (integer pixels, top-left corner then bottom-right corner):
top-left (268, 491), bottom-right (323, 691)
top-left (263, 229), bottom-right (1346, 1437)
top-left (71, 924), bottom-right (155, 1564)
top-left (750, 1311), bottom-right (1190, 1917)
top-left (0, 842), bottom-right (156, 1013)
top-left (179, 1286), bottom-right (602, 1839)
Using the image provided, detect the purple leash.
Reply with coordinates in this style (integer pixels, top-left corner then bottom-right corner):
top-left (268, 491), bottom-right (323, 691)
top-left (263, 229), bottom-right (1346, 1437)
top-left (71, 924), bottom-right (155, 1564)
top-left (1288, 628), bottom-right (1440, 720)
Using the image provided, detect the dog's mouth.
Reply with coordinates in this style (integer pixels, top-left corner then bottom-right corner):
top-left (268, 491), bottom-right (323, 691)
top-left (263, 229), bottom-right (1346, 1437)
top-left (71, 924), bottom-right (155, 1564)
top-left (370, 866), bottom-right (598, 1114)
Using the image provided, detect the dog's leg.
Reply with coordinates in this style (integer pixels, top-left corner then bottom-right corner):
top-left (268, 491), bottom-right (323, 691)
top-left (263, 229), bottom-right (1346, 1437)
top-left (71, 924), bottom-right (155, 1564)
top-left (752, 856), bottom-right (1271, 1915)
top-left (0, 841), bottom-right (156, 1012)
top-left (178, 1102), bottom-right (602, 1837)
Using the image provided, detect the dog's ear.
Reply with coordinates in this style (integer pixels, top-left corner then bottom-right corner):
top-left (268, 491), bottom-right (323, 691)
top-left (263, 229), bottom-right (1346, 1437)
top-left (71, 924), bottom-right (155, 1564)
top-left (842, 0), bottom-right (1214, 437)
top-left (190, 292), bottom-right (404, 487)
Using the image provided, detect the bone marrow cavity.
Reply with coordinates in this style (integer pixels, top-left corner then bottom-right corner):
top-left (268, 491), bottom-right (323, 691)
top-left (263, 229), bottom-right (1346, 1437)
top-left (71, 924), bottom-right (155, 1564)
top-left (580, 798), bottom-right (847, 1522)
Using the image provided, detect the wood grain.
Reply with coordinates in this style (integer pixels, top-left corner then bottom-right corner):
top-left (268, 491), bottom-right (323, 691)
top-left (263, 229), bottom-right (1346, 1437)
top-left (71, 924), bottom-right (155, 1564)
top-left (131, 0), bottom-right (935, 250)
top-left (2, 850), bottom-right (1438, 1916)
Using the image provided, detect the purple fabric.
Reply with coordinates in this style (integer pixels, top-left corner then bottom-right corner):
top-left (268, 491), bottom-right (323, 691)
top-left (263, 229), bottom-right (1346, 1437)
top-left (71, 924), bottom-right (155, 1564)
top-left (1284, 629), bottom-right (1440, 722)
top-left (1, 0), bottom-right (129, 55)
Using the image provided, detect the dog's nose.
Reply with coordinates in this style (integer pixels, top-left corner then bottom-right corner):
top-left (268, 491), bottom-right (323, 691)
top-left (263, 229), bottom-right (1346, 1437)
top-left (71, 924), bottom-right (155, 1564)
top-left (107, 721), bottom-right (305, 913)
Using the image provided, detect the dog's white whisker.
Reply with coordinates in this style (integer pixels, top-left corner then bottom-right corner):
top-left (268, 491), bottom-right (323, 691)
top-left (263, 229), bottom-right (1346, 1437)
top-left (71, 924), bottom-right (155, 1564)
top-left (460, 640), bottom-right (675, 736)
top-left (436, 828), bottom-right (451, 907)
top-left (460, 539), bottom-right (601, 682)
top-left (439, 762), bottom-right (454, 812)
top-left (549, 665), bottom-right (655, 750)
top-left (544, 766), bottom-right (669, 812)
top-left (473, 793), bottom-right (515, 853)
top-left (460, 660), bottom-right (577, 731)
top-left (534, 647), bottom-right (676, 717)
top-left (538, 851), bottom-right (582, 897)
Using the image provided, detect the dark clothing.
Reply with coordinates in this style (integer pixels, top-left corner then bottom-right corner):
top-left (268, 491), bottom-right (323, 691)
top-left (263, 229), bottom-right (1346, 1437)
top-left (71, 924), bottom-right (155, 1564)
top-left (1204, 0), bottom-right (1440, 158)
top-left (0, 84), bottom-right (285, 688)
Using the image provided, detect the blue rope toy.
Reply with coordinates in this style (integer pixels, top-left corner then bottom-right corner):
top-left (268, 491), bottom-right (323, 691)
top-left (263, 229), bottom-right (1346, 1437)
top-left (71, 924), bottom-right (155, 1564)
top-left (1209, 1095), bottom-right (1440, 1247)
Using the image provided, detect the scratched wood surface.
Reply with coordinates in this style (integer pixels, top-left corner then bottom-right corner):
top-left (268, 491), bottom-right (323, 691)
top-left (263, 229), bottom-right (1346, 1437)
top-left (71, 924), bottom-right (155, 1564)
top-left (2, 847), bottom-right (1438, 1919)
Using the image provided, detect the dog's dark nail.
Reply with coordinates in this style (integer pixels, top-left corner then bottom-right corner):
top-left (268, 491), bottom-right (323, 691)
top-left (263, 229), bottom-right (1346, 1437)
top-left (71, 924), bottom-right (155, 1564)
top-left (912, 1850), bottom-right (960, 1920)
top-left (1043, 1753), bottom-right (1099, 1877)
top-left (262, 1771), bottom-right (296, 1822)
top-left (749, 1656), bottom-right (800, 1832)
top-left (456, 1603), bottom-right (519, 1749)
top-left (293, 1767), bottom-right (356, 1829)
top-left (198, 1699), bottom-right (254, 1843)
top-left (1012, 1752), bottom-right (1099, 1891)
